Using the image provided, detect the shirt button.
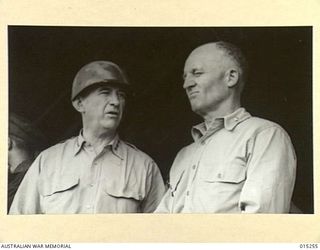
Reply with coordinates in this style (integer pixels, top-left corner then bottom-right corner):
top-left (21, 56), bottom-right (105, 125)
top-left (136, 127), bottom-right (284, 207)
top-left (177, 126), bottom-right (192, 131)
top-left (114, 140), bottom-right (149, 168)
top-left (89, 183), bottom-right (94, 187)
top-left (192, 165), bottom-right (196, 170)
top-left (217, 173), bottom-right (222, 179)
top-left (234, 117), bottom-right (239, 122)
top-left (186, 191), bottom-right (190, 196)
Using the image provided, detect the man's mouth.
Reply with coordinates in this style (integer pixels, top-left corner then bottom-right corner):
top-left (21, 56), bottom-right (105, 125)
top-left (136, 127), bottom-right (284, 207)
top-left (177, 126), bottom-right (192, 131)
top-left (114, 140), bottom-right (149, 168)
top-left (105, 111), bottom-right (119, 117)
top-left (188, 91), bottom-right (199, 99)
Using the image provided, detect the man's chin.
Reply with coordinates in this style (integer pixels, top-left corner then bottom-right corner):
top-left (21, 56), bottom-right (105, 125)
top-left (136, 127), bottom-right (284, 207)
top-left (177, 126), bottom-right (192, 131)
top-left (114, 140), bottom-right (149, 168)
top-left (101, 120), bottom-right (120, 131)
top-left (190, 103), bottom-right (200, 113)
top-left (190, 105), bottom-right (206, 118)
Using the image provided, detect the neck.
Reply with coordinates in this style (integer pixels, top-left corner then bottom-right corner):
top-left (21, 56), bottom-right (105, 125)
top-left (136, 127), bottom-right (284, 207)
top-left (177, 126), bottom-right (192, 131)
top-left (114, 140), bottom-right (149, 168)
top-left (203, 99), bottom-right (241, 125)
top-left (82, 126), bottom-right (116, 148)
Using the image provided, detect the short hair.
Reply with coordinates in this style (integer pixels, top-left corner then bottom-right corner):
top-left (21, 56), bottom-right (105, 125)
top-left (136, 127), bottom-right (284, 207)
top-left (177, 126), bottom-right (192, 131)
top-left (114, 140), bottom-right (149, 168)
top-left (214, 41), bottom-right (248, 90)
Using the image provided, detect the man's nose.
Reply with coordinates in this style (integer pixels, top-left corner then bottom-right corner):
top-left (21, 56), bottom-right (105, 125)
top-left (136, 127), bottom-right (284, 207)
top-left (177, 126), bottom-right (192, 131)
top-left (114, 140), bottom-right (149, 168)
top-left (109, 91), bottom-right (120, 106)
top-left (183, 75), bottom-right (196, 90)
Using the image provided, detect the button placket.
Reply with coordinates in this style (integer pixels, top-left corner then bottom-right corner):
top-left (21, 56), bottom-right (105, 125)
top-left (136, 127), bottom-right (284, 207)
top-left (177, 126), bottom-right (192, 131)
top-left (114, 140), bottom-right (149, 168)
top-left (186, 133), bottom-right (215, 199)
top-left (87, 155), bottom-right (102, 211)
top-left (185, 164), bottom-right (197, 200)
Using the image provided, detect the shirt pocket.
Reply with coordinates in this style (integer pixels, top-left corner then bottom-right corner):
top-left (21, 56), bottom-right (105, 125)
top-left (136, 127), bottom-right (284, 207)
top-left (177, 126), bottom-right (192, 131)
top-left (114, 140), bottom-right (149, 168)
top-left (40, 175), bottom-right (80, 197)
top-left (198, 162), bottom-right (246, 212)
top-left (204, 164), bottom-right (246, 184)
top-left (38, 174), bottom-right (80, 213)
top-left (103, 184), bottom-right (143, 213)
top-left (201, 161), bottom-right (247, 185)
top-left (104, 186), bottom-right (143, 201)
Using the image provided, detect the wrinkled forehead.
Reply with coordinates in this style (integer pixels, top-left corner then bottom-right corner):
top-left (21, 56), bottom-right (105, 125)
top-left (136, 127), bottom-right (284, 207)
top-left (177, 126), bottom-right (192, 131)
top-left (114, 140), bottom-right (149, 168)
top-left (95, 83), bottom-right (125, 91)
top-left (184, 45), bottom-right (227, 71)
top-left (78, 82), bottom-right (128, 99)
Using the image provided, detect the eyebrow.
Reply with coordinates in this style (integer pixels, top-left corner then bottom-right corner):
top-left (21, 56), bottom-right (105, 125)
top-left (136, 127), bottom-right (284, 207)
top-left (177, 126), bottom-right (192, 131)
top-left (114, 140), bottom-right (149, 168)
top-left (98, 86), bottom-right (127, 96)
top-left (98, 86), bottom-right (119, 91)
top-left (182, 67), bottom-right (205, 79)
top-left (96, 87), bottom-right (110, 92)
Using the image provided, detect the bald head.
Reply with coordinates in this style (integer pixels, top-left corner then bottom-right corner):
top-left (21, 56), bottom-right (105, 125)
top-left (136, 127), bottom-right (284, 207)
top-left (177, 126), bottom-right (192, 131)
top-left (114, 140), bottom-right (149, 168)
top-left (188, 42), bottom-right (248, 92)
top-left (183, 41), bottom-right (247, 120)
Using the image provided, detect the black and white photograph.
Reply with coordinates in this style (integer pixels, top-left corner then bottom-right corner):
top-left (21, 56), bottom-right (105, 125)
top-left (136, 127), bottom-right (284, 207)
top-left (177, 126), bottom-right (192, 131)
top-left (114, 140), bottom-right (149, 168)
top-left (8, 26), bottom-right (313, 215)
top-left (2, 0), bottom-right (320, 245)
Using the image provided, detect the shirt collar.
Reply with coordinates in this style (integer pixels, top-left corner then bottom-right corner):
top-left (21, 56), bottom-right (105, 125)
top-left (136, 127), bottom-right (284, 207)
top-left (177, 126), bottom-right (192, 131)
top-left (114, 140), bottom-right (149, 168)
top-left (74, 130), bottom-right (123, 160)
top-left (223, 107), bottom-right (251, 131)
top-left (74, 130), bottom-right (85, 155)
top-left (191, 107), bottom-right (251, 140)
top-left (110, 135), bottom-right (123, 160)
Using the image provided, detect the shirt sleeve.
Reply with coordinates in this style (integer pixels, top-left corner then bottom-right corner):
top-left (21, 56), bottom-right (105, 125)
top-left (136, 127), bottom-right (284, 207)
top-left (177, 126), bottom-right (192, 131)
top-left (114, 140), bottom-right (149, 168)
top-left (153, 188), bottom-right (172, 213)
top-left (153, 146), bottom-right (188, 213)
top-left (140, 161), bottom-right (166, 213)
top-left (9, 155), bottom-right (43, 214)
top-left (239, 126), bottom-right (297, 213)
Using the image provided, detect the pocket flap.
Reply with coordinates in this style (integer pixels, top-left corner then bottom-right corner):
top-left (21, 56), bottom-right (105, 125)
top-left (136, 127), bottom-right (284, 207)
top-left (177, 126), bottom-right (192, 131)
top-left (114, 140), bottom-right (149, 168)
top-left (39, 175), bottom-right (80, 196)
top-left (104, 185), bottom-right (143, 201)
top-left (204, 164), bottom-right (246, 184)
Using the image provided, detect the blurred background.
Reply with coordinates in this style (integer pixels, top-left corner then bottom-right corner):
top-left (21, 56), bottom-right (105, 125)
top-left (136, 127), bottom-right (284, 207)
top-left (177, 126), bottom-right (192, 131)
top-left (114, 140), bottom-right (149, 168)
top-left (8, 26), bottom-right (313, 213)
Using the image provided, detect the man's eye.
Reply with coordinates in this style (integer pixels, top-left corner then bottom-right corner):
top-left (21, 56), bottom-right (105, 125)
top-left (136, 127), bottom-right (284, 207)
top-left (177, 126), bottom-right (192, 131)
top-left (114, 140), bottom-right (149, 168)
top-left (118, 92), bottom-right (126, 99)
top-left (182, 74), bottom-right (187, 80)
top-left (193, 71), bottom-right (203, 76)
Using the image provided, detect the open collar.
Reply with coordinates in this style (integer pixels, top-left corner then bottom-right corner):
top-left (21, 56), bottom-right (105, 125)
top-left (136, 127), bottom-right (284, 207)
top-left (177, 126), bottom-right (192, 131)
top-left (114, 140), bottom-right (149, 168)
top-left (73, 130), bottom-right (123, 160)
top-left (191, 108), bottom-right (251, 141)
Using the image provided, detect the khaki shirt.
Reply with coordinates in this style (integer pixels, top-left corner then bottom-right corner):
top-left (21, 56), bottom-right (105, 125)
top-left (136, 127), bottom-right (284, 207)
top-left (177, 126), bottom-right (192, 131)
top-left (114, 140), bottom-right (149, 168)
top-left (155, 108), bottom-right (296, 213)
top-left (10, 133), bottom-right (165, 214)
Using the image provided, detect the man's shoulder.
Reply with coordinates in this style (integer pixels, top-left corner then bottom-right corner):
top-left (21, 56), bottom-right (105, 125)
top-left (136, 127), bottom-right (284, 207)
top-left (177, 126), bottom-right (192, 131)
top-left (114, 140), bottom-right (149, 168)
top-left (243, 116), bottom-right (285, 131)
top-left (172, 142), bottom-right (196, 162)
top-left (241, 116), bottom-right (291, 139)
top-left (40, 136), bottom-right (77, 157)
top-left (119, 140), bottom-right (155, 163)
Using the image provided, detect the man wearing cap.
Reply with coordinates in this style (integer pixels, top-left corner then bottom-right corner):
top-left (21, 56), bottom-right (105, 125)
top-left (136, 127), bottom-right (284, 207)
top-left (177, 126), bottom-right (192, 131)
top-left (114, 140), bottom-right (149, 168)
top-left (8, 113), bottom-right (46, 213)
top-left (155, 41), bottom-right (296, 213)
top-left (10, 61), bottom-right (165, 214)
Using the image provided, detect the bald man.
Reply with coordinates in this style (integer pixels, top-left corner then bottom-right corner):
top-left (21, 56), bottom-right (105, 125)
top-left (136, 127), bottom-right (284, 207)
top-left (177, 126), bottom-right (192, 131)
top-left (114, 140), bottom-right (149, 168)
top-left (155, 41), bottom-right (296, 213)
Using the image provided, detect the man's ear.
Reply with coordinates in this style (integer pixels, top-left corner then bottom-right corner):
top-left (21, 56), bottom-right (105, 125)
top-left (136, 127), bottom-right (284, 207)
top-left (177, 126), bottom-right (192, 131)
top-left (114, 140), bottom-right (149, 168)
top-left (72, 98), bottom-right (85, 113)
top-left (225, 68), bottom-right (240, 88)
